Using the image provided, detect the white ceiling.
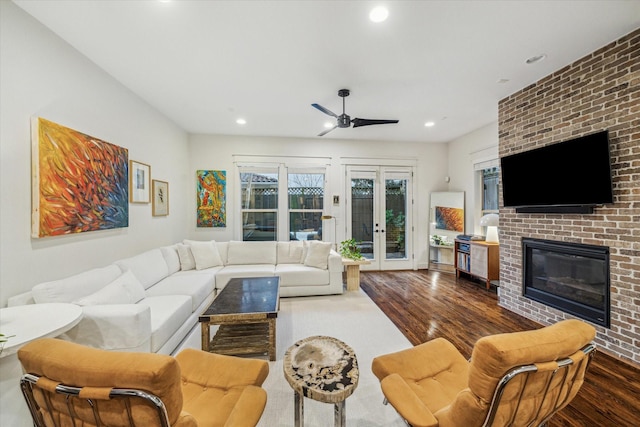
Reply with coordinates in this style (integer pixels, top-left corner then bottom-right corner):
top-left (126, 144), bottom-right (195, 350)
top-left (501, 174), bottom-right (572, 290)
top-left (14, 0), bottom-right (640, 143)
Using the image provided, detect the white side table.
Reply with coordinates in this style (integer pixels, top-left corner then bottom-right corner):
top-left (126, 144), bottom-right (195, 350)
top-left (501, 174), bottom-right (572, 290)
top-left (1, 303), bottom-right (83, 427)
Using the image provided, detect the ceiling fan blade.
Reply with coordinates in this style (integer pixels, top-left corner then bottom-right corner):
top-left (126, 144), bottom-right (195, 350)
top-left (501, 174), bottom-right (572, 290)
top-left (351, 118), bottom-right (399, 128)
top-left (312, 103), bottom-right (338, 118)
top-left (318, 125), bottom-right (338, 136)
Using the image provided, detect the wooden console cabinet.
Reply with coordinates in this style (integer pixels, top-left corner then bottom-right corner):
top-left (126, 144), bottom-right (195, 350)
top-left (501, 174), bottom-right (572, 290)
top-left (454, 239), bottom-right (499, 289)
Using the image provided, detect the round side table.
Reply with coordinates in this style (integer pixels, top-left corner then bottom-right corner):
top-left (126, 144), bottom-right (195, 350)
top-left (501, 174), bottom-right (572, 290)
top-left (1, 303), bottom-right (83, 427)
top-left (283, 335), bottom-right (359, 427)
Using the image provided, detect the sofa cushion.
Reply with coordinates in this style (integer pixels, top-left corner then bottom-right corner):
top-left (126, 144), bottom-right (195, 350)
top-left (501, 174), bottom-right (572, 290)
top-left (177, 244), bottom-right (196, 271)
top-left (277, 241), bottom-right (304, 264)
top-left (214, 265), bottom-right (276, 290)
top-left (185, 240), bottom-right (223, 270)
top-left (62, 304), bottom-right (152, 352)
top-left (115, 249), bottom-right (169, 289)
top-left (73, 270), bottom-right (146, 306)
top-left (32, 264), bottom-right (123, 304)
top-left (145, 270), bottom-right (218, 312)
top-left (160, 245), bottom-right (181, 275)
top-left (275, 264), bottom-right (330, 287)
top-left (137, 295), bottom-right (192, 353)
top-left (303, 241), bottom-right (332, 269)
top-left (227, 241), bottom-right (277, 265)
top-left (216, 241), bottom-right (229, 265)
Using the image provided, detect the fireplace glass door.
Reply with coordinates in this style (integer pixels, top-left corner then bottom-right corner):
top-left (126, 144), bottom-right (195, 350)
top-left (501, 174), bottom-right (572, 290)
top-left (523, 238), bottom-right (610, 327)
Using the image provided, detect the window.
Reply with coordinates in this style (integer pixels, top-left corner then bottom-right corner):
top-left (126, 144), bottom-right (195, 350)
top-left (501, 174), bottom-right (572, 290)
top-left (288, 172), bottom-right (325, 241)
top-left (238, 165), bottom-right (326, 241)
top-left (473, 157), bottom-right (500, 235)
top-left (240, 169), bottom-right (278, 241)
top-left (482, 167), bottom-right (499, 214)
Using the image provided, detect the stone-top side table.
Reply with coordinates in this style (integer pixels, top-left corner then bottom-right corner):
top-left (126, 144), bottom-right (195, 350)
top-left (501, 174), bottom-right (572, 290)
top-left (283, 335), bottom-right (359, 427)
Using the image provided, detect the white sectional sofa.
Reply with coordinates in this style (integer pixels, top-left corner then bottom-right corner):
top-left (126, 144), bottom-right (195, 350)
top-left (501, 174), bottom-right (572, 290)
top-left (8, 240), bottom-right (343, 355)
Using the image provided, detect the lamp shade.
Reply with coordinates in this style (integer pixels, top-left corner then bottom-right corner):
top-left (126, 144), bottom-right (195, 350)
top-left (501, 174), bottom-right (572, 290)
top-left (480, 213), bottom-right (499, 243)
top-left (479, 213), bottom-right (499, 227)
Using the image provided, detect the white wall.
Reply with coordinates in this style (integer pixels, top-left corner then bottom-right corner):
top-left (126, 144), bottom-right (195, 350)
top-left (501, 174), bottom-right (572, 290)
top-left (187, 134), bottom-right (450, 269)
top-left (0, 1), bottom-right (500, 308)
top-left (0, 2), bottom-right (190, 306)
top-left (447, 121), bottom-right (499, 234)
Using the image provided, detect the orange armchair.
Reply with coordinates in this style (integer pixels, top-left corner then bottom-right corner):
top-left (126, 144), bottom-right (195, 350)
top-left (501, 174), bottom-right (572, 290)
top-left (372, 319), bottom-right (595, 427)
top-left (18, 338), bottom-right (269, 427)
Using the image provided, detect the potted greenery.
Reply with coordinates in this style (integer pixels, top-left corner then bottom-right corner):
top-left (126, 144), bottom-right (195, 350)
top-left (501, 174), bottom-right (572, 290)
top-left (339, 238), bottom-right (363, 260)
top-left (431, 235), bottom-right (449, 246)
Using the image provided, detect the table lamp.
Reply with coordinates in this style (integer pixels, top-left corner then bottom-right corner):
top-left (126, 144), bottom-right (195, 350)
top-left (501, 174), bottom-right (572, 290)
top-left (480, 213), bottom-right (499, 243)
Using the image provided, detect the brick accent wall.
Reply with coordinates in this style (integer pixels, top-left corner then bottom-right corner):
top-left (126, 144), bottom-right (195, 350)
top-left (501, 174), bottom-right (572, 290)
top-left (498, 28), bottom-right (639, 366)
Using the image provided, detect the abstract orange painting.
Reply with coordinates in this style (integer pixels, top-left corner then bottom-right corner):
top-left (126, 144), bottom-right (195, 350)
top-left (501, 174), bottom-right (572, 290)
top-left (435, 206), bottom-right (464, 232)
top-left (32, 118), bottom-right (129, 238)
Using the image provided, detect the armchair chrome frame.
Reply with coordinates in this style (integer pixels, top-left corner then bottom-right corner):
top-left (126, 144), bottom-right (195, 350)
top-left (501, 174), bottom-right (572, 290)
top-left (382, 343), bottom-right (596, 427)
top-left (481, 342), bottom-right (596, 427)
top-left (20, 373), bottom-right (171, 427)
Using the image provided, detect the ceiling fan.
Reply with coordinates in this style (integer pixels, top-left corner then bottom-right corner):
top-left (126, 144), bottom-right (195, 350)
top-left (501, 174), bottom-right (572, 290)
top-left (311, 89), bottom-right (399, 136)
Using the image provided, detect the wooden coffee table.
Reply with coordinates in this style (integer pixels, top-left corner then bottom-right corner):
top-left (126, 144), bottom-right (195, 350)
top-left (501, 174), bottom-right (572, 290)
top-left (199, 276), bottom-right (280, 361)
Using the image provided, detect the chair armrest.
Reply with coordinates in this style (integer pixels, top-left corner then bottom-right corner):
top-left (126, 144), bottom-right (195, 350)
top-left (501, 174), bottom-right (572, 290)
top-left (176, 348), bottom-right (270, 387)
top-left (381, 373), bottom-right (438, 427)
top-left (223, 385), bottom-right (268, 427)
top-left (60, 304), bottom-right (151, 352)
top-left (372, 337), bottom-right (469, 383)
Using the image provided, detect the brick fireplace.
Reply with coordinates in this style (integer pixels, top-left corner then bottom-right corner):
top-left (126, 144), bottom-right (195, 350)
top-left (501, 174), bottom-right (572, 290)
top-left (498, 29), bottom-right (639, 366)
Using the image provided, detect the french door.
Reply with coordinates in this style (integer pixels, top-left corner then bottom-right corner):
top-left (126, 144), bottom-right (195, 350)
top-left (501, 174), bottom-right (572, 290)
top-left (346, 166), bottom-right (413, 270)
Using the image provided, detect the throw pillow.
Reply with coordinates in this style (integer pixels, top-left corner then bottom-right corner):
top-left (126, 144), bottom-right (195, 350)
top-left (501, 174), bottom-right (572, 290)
top-left (185, 240), bottom-right (223, 270)
top-left (72, 270), bottom-right (146, 306)
top-left (303, 241), bottom-right (332, 269)
top-left (177, 243), bottom-right (196, 271)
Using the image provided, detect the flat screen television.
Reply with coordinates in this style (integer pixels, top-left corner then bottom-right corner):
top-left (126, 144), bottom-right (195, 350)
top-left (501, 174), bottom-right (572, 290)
top-left (500, 130), bottom-right (613, 213)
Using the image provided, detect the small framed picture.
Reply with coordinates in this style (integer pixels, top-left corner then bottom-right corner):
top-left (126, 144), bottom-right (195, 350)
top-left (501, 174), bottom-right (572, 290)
top-left (152, 179), bottom-right (169, 216)
top-left (129, 160), bottom-right (151, 203)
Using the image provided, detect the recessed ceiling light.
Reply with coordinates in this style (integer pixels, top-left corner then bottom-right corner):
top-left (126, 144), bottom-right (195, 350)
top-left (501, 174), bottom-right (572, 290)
top-left (369, 6), bottom-right (389, 23)
top-left (526, 54), bottom-right (547, 65)
top-left (324, 122), bottom-right (334, 128)
top-left (424, 121), bottom-right (435, 127)
top-left (236, 118), bottom-right (246, 125)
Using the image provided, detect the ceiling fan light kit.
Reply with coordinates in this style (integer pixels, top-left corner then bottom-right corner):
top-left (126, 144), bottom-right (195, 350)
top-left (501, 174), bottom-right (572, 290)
top-left (312, 89), bottom-right (399, 137)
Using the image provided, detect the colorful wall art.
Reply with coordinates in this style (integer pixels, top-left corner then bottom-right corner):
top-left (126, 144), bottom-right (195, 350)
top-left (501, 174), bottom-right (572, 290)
top-left (197, 170), bottom-right (226, 227)
top-left (434, 206), bottom-right (464, 232)
top-left (32, 117), bottom-right (129, 238)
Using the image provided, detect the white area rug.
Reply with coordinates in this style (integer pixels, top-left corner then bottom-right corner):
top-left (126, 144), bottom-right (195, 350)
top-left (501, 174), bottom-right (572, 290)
top-left (178, 289), bottom-right (410, 426)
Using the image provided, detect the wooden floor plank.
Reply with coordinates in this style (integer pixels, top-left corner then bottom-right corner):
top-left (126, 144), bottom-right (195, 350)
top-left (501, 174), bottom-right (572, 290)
top-left (360, 269), bottom-right (640, 427)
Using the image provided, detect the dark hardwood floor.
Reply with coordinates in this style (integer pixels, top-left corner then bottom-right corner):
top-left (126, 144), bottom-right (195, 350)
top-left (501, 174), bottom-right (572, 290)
top-left (360, 269), bottom-right (640, 427)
